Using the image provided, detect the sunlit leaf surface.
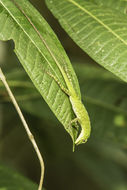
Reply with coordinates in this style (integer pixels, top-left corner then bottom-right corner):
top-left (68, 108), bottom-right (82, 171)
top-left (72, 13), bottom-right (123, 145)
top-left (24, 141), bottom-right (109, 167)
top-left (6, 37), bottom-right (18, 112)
top-left (46, 0), bottom-right (127, 82)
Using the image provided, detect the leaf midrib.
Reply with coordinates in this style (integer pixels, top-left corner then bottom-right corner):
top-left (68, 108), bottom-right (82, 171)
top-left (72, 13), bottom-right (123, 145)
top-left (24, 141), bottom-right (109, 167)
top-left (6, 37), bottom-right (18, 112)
top-left (0, 0), bottom-right (64, 84)
top-left (68, 0), bottom-right (127, 46)
top-left (1, 0), bottom-right (81, 99)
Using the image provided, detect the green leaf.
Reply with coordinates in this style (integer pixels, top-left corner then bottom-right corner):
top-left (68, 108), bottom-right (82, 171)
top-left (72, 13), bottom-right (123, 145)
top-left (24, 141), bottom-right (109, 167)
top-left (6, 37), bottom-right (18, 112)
top-left (0, 0), bottom-right (82, 142)
top-left (0, 164), bottom-right (38, 190)
top-left (46, 0), bottom-right (127, 82)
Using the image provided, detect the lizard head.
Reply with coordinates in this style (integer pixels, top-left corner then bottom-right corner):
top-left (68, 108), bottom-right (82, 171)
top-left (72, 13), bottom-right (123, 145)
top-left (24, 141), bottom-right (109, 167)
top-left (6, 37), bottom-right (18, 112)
top-left (75, 128), bottom-right (90, 145)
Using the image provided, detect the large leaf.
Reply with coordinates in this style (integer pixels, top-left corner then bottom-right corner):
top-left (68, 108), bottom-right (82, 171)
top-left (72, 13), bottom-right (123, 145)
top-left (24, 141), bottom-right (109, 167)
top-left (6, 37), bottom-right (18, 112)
top-left (0, 0), bottom-right (83, 142)
top-left (0, 164), bottom-right (39, 190)
top-left (46, 0), bottom-right (127, 82)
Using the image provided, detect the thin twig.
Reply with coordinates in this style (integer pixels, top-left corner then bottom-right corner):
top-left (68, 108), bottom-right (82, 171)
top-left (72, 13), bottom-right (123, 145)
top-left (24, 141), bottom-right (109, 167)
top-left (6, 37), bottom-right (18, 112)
top-left (0, 67), bottom-right (44, 190)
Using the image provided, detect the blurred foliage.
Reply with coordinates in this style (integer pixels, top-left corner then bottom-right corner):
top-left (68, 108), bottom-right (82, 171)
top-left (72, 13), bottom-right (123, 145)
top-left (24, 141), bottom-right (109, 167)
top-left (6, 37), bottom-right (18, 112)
top-left (0, 0), bottom-right (127, 190)
top-left (0, 163), bottom-right (38, 190)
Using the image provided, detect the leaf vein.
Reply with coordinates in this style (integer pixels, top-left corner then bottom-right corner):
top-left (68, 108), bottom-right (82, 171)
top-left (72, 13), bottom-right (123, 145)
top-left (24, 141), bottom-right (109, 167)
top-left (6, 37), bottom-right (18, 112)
top-left (68, 0), bottom-right (127, 46)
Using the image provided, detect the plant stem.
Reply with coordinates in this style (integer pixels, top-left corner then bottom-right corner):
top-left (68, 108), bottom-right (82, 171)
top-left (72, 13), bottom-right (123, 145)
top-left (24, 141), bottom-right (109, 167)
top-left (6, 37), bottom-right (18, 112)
top-left (0, 67), bottom-right (44, 190)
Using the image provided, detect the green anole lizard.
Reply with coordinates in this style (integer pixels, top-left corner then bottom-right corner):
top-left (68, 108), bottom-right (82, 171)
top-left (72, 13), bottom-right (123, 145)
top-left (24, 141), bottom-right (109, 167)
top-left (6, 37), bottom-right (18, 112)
top-left (47, 67), bottom-right (91, 145)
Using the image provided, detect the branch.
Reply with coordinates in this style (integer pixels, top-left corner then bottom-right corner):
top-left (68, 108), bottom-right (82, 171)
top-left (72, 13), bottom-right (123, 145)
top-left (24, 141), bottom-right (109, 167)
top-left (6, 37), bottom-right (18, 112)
top-left (0, 67), bottom-right (44, 190)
